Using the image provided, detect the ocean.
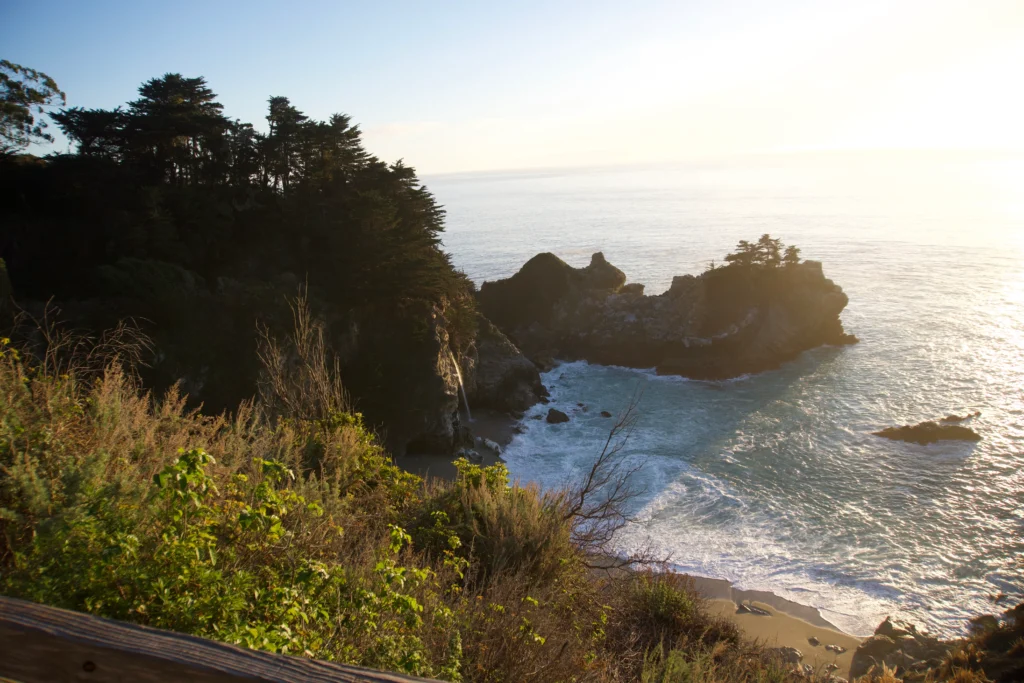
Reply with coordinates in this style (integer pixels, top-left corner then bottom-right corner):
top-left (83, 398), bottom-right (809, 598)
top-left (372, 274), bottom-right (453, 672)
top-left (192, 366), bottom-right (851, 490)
top-left (425, 151), bottom-right (1024, 637)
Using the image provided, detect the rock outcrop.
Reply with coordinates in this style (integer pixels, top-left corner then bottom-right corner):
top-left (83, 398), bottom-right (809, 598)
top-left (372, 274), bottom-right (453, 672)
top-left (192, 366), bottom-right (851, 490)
top-left (478, 252), bottom-right (856, 380)
top-left (371, 304), bottom-right (464, 455)
top-left (874, 421), bottom-right (982, 445)
top-left (396, 309), bottom-right (545, 455)
top-left (462, 318), bottom-right (547, 414)
top-left (850, 617), bottom-right (951, 681)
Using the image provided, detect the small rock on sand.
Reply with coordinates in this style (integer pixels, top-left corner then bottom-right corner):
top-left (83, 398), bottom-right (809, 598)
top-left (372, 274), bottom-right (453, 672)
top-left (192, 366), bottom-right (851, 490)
top-left (480, 437), bottom-right (502, 454)
top-left (773, 647), bottom-right (803, 664)
top-left (736, 602), bottom-right (771, 616)
top-left (807, 636), bottom-right (821, 647)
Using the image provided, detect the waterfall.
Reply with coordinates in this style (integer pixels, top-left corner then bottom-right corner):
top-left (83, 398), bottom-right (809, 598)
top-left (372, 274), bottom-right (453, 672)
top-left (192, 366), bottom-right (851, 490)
top-left (449, 350), bottom-right (472, 422)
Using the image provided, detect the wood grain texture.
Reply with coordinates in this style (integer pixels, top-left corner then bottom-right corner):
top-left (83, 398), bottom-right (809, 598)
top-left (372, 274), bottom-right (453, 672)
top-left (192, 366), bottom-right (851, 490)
top-left (0, 595), bottom-right (437, 683)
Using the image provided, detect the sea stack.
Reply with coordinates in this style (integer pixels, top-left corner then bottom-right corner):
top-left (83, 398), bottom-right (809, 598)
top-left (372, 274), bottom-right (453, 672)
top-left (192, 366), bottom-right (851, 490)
top-left (478, 251), bottom-right (856, 380)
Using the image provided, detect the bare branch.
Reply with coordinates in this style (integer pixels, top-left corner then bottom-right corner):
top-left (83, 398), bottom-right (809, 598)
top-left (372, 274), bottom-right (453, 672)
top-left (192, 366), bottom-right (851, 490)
top-left (555, 386), bottom-right (668, 569)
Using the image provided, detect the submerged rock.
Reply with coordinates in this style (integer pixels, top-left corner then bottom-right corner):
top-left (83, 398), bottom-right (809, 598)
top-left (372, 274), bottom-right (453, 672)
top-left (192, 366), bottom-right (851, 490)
top-left (546, 408), bottom-right (570, 424)
top-left (874, 421), bottom-right (981, 445)
top-left (478, 251), bottom-right (855, 381)
top-left (600, 410), bottom-right (613, 418)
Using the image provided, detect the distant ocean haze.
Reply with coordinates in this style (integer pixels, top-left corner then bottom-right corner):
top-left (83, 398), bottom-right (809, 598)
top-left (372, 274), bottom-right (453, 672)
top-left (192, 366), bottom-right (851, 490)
top-left (428, 151), bottom-right (1024, 637)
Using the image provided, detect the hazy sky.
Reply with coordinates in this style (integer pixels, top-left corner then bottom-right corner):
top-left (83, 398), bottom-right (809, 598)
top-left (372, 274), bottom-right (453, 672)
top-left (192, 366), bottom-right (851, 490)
top-left (3, 0), bottom-right (1022, 173)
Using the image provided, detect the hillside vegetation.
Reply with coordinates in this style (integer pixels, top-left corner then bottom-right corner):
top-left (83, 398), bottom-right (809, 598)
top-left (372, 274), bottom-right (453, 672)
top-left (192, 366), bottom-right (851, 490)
top-left (1, 306), bottom-right (801, 682)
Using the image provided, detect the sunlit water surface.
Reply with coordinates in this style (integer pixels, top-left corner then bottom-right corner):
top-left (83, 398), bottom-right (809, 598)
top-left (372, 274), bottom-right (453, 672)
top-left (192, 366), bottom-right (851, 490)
top-left (426, 152), bottom-right (1024, 636)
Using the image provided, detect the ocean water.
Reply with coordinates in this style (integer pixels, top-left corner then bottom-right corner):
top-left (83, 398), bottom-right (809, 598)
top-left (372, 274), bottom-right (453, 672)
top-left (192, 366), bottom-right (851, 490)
top-left (426, 152), bottom-right (1024, 637)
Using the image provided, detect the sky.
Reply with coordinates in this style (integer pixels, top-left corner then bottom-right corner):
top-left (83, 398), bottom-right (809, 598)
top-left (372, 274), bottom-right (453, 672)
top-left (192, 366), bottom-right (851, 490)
top-left (3, 0), bottom-right (1023, 174)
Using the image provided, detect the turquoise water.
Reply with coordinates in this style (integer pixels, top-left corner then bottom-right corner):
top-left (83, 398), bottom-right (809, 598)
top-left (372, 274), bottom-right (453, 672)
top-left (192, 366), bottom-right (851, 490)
top-left (427, 152), bottom-right (1024, 637)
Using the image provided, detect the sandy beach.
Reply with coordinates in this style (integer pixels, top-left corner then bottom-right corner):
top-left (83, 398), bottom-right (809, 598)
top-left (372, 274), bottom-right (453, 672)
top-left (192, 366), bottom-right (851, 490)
top-left (694, 575), bottom-right (862, 679)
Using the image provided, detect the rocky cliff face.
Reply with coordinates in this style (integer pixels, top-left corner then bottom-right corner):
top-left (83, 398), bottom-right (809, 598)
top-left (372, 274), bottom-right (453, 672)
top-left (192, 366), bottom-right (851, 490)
top-left (373, 305), bottom-right (545, 455)
top-left (479, 252), bottom-right (856, 380)
top-left (366, 304), bottom-right (465, 455)
top-left (462, 318), bottom-right (548, 415)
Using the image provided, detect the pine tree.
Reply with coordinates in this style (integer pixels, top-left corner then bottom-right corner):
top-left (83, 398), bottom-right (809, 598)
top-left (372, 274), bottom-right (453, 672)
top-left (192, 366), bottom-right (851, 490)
top-left (723, 240), bottom-right (758, 267)
top-left (757, 234), bottom-right (783, 267)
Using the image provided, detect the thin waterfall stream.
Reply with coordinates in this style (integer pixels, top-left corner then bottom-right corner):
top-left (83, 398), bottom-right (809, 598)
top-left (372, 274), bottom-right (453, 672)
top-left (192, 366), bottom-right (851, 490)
top-left (449, 350), bottom-right (472, 422)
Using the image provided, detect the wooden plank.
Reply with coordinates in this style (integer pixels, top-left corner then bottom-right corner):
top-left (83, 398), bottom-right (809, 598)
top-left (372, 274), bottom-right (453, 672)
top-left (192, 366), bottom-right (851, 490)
top-left (0, 595), bottom-right (438, 683)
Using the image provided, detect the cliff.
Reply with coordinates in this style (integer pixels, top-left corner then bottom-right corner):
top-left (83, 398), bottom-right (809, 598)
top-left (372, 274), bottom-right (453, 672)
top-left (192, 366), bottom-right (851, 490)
top-left (479, 252), bottom-right (856, 380)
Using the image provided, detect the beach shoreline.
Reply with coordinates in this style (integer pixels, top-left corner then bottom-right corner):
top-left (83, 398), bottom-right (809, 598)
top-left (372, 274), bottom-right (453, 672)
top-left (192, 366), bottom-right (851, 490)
top-left (394, 408), bottom-right (866, 678)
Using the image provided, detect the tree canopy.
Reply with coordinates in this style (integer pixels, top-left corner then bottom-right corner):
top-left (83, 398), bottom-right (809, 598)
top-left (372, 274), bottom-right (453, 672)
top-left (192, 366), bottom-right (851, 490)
top-left (1, 68), bottom-right (474, 440)
top-left (723, 234), bottom-right (802, 269)
top-left (0, 60), bottom-right (66, 154)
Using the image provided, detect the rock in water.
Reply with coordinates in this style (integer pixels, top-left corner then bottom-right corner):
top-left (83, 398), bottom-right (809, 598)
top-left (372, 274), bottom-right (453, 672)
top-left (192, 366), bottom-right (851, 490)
top-left (478, 252), bottom-right (855, 381)
top-left (546, 408), bottom-right (570, 424)
top-left (600, 410), bottom-right (613, 418)
top-left (874, 421), bottom-right (981, 445)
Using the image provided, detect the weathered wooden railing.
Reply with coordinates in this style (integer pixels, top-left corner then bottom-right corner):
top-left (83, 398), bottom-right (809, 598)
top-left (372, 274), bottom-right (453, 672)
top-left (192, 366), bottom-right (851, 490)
top-left (0, 595), bottom-right (437, 682)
